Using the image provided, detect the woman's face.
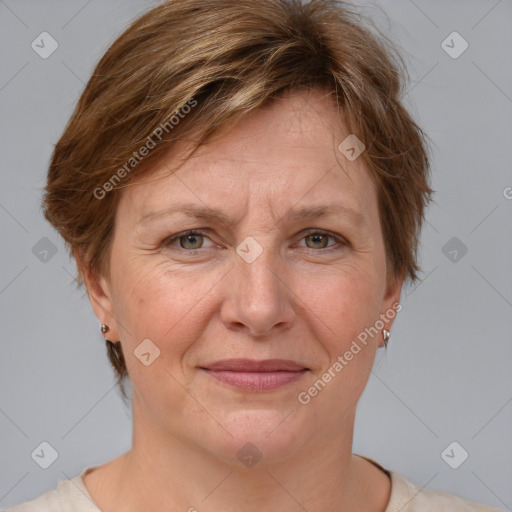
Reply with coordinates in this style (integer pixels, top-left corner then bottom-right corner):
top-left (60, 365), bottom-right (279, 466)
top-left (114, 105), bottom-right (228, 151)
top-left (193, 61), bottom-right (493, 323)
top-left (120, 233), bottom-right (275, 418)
top-left (88, 89), bottom-right (402, 466)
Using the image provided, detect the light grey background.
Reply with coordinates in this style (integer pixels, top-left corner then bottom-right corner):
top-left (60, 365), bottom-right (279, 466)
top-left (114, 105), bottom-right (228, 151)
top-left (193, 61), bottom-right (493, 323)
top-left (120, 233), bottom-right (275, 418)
top-left (1, 0), bottom-right (511, 509)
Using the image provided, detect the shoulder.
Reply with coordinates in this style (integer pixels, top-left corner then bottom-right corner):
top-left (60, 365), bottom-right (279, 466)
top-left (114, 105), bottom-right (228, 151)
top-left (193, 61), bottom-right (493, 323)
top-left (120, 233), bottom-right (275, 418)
top-left (6, 486), bottom-right (60, 512)
top-left (356, 454), bottom-right (502, 512)
top-left (387, 470), bottom-right (504, 512)
top-left (5, 470), bottom-right (100, 512)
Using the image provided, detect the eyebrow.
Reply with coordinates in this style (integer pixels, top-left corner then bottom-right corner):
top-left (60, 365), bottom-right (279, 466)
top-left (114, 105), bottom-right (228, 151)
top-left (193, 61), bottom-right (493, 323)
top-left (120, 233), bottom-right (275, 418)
top-left (138, 203), bottom-right (367, 229)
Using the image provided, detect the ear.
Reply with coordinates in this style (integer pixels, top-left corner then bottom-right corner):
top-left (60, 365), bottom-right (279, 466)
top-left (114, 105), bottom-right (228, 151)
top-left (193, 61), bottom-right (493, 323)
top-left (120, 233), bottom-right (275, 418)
top-left (81, 262), bottom-right (120, 343)
top-left (379, 270), bottom-right (404, 337)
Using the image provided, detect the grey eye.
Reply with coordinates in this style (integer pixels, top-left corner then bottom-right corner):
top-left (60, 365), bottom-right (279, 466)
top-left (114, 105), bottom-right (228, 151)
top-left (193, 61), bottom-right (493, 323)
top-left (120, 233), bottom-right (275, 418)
top-left (304, 233), bottom-right (331, 249)
top-left (178, 233), bottom-right (204, 249)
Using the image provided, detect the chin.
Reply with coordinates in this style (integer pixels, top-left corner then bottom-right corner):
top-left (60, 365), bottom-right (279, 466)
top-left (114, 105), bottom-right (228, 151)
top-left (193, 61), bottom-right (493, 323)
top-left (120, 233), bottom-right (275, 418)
top-left (201, 408), bottom-right (311, 469)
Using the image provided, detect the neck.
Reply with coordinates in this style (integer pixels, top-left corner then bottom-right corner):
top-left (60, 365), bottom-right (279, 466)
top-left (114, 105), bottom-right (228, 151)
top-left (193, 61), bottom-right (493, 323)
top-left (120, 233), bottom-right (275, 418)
top-left (85, 401), bottom-right (390, 512)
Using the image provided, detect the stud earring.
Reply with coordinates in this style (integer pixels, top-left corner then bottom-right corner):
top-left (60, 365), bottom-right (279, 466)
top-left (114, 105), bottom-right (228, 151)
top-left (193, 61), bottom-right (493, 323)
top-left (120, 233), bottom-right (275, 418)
top-left (100, 324), bottom-right (109, 334)
top-left (382, 329), bottom-right (390, 349)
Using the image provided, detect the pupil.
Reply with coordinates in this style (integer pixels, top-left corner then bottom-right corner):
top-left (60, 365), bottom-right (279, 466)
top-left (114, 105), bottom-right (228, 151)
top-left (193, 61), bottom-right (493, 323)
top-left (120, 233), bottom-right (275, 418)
top-left (310, 234), bottom-right (325, 247)
top-left (183, 234), bottom-right (201, 248)
top-left (180, 233), bottom-right (327, 250)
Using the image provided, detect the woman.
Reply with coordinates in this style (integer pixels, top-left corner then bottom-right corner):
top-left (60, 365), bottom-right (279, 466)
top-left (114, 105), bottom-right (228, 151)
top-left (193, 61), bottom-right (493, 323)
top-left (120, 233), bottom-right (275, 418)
top-left (8, 0), bottom-right (502, 510)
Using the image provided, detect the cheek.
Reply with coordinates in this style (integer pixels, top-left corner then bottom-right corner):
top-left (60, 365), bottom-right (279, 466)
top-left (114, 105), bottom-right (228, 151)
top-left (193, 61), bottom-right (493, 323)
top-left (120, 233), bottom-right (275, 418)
top-left (110, 259), bottom-right (223, 359)
top-left (299, 261), bottom-right (384, 345)
top-left (293, 266), bottom-right (383, 415)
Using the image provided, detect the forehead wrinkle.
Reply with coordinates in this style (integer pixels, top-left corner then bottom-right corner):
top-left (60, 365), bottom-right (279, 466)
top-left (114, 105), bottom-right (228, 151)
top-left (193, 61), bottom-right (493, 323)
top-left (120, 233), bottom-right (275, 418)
top-left (138, 204), bottom-right (234, 226)
top-left (137, 201), bottom-right (367, 233)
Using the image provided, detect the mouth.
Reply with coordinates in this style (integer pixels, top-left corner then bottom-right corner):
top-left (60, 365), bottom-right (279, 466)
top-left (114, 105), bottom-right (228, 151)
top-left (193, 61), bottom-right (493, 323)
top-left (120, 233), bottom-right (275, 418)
top-left (198, 358), bottom-right (310, 391)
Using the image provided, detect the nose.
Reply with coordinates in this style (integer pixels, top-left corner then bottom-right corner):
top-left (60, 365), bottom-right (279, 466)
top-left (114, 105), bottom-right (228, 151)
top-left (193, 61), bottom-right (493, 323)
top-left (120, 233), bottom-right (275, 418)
top-left (220, 244), bottom-right (296, 338)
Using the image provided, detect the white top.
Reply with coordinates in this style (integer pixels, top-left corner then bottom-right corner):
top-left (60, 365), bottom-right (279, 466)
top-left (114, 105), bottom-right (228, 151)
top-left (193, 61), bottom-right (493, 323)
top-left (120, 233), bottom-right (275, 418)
top-left (6, 458), bottom-right (503, 512)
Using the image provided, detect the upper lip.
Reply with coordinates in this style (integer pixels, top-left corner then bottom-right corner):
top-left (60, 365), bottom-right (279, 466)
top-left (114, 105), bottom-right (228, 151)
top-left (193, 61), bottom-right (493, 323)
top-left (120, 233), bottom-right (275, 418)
top-left (200, 359), bottom-right (308, 372)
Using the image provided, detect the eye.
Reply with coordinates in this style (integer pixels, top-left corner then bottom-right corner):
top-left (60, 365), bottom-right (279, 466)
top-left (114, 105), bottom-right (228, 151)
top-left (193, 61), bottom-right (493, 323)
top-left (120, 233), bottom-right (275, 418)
top-left (297, 229), bottom-right (345, 251)
top-left (162, 228), bottom-right (347, 253)
top-left (163, 230), bottom-right (215, 251)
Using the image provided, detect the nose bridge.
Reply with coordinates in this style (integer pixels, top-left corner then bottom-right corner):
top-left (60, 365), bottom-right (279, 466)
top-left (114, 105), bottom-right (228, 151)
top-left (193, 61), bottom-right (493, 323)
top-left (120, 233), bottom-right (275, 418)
top-left (233, 197), bottom-right (281, 288)
top-left (236, 234), bottom-right (282, 305)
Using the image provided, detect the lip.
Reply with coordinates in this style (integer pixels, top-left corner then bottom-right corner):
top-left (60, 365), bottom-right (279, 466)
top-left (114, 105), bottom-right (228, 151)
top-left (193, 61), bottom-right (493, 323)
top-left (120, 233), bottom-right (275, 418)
top-left (201, 358), bottom-right (308, 372)
top-left (199, 359), bottom-right (309, 391)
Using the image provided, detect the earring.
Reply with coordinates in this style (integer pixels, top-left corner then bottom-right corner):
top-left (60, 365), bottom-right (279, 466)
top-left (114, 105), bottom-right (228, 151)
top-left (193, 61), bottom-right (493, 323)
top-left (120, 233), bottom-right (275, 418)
top-left (382, 329), bottom-right (390, 349)
top-left (100, 324), bottom-right (109, 334)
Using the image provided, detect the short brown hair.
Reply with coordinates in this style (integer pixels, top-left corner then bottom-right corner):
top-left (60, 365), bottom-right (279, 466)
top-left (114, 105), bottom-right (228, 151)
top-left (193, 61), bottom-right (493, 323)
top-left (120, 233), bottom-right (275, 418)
top-left (43, 0), bottom-right (434, 398)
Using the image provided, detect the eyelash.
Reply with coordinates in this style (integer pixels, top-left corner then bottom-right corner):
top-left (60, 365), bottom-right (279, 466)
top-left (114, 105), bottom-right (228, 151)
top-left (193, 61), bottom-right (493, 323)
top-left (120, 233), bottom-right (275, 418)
top-left (162, 229), bottom-right (347, 254)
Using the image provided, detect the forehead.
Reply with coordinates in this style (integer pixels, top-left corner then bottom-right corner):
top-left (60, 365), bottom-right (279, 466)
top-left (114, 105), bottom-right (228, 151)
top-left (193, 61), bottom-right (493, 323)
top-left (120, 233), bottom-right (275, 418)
top-left (117, 89), bottom-right (379, 230)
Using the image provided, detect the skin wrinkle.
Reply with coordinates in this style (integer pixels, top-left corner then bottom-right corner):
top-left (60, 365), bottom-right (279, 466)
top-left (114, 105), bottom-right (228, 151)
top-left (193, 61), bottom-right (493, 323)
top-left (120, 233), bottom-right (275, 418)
top-left (83, 89), bottom-right (401, 512)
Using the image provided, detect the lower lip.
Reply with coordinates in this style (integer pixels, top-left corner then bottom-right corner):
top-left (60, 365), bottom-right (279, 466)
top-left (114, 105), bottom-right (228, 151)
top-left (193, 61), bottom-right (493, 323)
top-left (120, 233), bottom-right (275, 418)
top-left (201, 369), bottom-right (308, 391)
